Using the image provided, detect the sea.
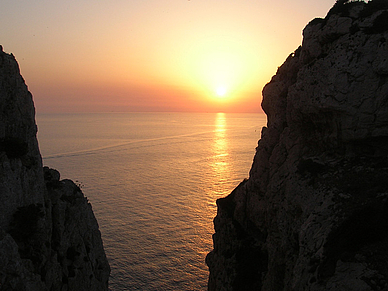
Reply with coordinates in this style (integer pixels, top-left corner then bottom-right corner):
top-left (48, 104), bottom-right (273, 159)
top-left (36, 112), bottom-right (267, 291)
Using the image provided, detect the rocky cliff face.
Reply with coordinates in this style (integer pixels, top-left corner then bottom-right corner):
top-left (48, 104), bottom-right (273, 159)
top-left (0, 46), bottom-right (110, 290)
top-left (207, 1), bottom-right (388, 290)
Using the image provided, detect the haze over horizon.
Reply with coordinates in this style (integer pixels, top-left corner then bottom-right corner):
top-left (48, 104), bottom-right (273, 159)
top-left (1, 0), bottom-right (337, 113)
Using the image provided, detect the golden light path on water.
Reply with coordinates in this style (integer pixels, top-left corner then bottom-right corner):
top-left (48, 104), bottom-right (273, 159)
top-left (37, 112), bottom-right (264, 290)
top-left (208, 112), bottom-right (232, 207)
top-left (195, 112), bottom-right (235, 279)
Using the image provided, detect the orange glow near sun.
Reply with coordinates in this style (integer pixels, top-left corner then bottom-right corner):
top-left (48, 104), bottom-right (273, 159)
top-left (173, 35), bottom-right (267, 109)
top-left (5, 0), bottom-right (332, 113)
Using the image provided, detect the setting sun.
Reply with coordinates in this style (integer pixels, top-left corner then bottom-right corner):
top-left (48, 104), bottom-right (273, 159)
top-left (216, 86), bottom-right (227, 97)
top-left (1, 0), bottom-right (336, 114)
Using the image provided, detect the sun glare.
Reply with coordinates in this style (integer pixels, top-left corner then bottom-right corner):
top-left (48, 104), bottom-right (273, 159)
top-left (216, 86), bottom-right (227, 97)
top-left (181, 37), bottom-right (262, 106)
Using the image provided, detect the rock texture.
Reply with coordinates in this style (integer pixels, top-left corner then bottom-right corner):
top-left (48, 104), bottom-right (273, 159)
top-left (207, 1), bottom-right (388, 290)
top-left (0, 46), bottom-right (110, 290)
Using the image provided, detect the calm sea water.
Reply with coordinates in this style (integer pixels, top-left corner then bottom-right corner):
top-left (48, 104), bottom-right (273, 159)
top-left (36, 112), bottom-right (266, 291)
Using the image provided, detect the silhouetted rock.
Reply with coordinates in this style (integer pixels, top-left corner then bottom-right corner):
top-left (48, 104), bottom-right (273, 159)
top-left (0, 49), bottom-right (110, 290)
top-left (207, 1), bottom-right (388, 290)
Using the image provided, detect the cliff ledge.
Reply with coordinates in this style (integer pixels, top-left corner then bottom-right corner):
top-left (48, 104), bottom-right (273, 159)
top-left (0, 46), bottom-right (110, 290)
top-left (207, 1), bottom-right (388, 290)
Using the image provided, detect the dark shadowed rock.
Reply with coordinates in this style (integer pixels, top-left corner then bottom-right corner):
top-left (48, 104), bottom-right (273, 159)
top-left (207, 1), bottom-right (388, 290)
top-left (0, 48), bottom-right (110, 290)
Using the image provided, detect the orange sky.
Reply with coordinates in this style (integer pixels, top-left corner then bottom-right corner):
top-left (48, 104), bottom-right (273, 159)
top-left (1, 0), bottom-right (337, 113)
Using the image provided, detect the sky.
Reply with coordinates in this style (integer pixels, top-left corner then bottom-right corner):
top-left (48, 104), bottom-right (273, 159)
top-left (1, 0), bottom-right (337, 113)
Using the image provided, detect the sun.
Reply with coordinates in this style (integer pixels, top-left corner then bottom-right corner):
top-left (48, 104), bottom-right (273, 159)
top-left (216, 86), bottom-right (227, 98)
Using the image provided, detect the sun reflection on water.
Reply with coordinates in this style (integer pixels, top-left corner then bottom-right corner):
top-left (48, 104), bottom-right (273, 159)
top-left (207, 113), bottom-right (232, 208)
top-left (38, 112), bottom-right (265, 290)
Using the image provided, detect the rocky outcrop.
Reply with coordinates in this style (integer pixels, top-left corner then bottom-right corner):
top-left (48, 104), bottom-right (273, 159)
top-left (207, 1), bottom-right (388, 290)
top-left (0, 46), bottom-right (110, 290)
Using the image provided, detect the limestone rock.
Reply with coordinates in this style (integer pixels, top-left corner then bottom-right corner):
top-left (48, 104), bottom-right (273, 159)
top-left (0, 49), bottom-right (110, 290)
top-left (207, 1), bottom-right (388, 290)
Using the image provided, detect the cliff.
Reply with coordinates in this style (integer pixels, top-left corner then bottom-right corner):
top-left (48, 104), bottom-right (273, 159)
top-left (0, 46), bottom-right (110, 290)
top-left (207, 1), bottom-right (388, 290)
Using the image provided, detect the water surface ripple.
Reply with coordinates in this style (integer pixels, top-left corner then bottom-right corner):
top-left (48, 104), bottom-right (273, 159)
top-left (37, 112), bottom-right (266, 290)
